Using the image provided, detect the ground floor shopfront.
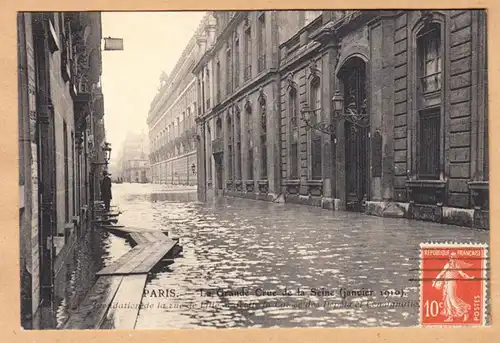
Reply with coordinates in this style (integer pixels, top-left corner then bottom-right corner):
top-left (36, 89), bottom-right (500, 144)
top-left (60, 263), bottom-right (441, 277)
top-left (196, 10), bottom-right (489, 229)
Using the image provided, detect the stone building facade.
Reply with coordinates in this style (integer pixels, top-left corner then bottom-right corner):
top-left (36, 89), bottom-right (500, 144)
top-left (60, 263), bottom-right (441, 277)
top-left (147, 36), bottom-right (198, 186)
top-left (194, 10), bottom-right (488, 229)
top-left (118, 131), bottom-right (151, 183)
top-left (18, 12), bottom-right (106, 328)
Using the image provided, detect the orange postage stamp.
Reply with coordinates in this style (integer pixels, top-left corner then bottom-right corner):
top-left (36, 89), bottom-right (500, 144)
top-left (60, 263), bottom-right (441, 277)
top-left (419, 243), bottom-right (488, 326)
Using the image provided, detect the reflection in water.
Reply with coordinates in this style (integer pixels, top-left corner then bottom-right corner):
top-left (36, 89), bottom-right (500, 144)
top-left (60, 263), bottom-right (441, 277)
top-left (52, 228), bottom-right (131, 328)
top-left (48, 184), bottom-right (488, 329)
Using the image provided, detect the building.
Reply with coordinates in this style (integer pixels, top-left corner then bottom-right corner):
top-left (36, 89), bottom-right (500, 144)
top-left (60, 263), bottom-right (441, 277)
top-left (194, 10), bottom-right (489, 229)
top-left (18, 12), bottom-right (107, 328)
top-left (147, 35), bottom-right (198, 186)
top-left (119, 131), bottom-right (151, 183)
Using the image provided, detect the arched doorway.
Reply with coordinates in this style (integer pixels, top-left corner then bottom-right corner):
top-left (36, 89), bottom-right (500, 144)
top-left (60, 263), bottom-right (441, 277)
top-left (338, 56), bottom-right (369, 211)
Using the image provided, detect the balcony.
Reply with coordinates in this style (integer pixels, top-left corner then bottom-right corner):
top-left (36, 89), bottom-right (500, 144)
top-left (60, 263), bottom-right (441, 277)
top-left (244, 65), bottom-right (252, 81)
top-left (212, 137), bottom-right (224, 154)
top-left (257, 54), bottom-right (266, 73)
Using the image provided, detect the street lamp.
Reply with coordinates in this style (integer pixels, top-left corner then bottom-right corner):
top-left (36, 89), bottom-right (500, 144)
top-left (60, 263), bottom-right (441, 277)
top-left (299, 91), bottom-right (370, 137)
top-left (103, 142), bottom-right (112, 164)
top-left (191, 163), bottom-right (196, 174)
top-left (331, 90), bottom-right (369, 129)
top-left (332, 90), bottom-right (344, 114)
top-left (300, 105), bottom-right (336, 137)
top-left (92, 141), bottom-right (112, 166)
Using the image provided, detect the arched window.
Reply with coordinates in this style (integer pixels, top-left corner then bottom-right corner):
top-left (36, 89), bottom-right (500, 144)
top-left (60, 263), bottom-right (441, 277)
top-left (310, 78), bottom-right (322, 180)
top-left (289, 88), bottom-right (299, 179)
top-left (206, 68), bottom-right (211, 109)
top-left (234, 33), bottom-right (240, 88)
top-left (416, 22), bottom-right (442, 179)
top-left (216, 61), bottom-right (221, 103)
top-left (247, 107), bottom-right (253, 180)
top-left (260, 98), bottom-right (267, 179)
top-left (257, 12), bottom-right (266, 72)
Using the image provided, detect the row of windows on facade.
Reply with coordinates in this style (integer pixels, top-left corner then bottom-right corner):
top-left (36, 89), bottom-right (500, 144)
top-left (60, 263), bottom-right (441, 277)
top-left (199, 12), bottom-right (267, 114)
top-left (151, 107), bottom-right (196, 151)
top-left (205, 21), bottom-right (444, 182)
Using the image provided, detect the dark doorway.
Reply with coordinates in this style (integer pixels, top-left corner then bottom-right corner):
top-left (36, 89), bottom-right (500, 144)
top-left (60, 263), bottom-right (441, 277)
top-left (339, 57), bottom-right (369, 211)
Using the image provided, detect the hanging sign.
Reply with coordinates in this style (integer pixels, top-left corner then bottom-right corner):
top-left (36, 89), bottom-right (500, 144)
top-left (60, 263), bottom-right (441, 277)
top-left (104, 37), bottom-right (124, 51)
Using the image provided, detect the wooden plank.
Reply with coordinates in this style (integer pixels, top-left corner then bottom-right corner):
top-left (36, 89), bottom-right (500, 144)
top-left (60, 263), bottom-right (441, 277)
top-left (99, 274), bottom-right (148, 329)
top-left (151, 231), bottom-right (169, 242)
top-left (142, 232), bottom-right (160, 243)
top-left (96, 245), bottom-right (151, 276)
top-left (100, 226), bottom-right (137, 234)
top-left (96, 215), bottom-right (120, 220)
top-left (63, 276), bottom-right (124, 329)
top-left (111, 242), bottom-right (165, 275)
top-left (129, 232), bottom-right (149, 246)
top-left (131, 239), bottom-right (177, 274)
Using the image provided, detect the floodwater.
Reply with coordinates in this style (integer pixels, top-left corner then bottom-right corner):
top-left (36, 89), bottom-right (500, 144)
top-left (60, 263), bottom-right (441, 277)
top-left (53, 183), bottom-right (489, 329)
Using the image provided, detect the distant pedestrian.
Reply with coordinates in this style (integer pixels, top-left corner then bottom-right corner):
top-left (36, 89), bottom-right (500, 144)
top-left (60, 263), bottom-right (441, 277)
top-left (100, 170), bottom-right (112, 211)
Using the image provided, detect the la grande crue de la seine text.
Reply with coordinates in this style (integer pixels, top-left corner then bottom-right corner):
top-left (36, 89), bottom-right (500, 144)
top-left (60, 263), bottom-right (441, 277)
top-left (195, 287), bottom-right (409, 299)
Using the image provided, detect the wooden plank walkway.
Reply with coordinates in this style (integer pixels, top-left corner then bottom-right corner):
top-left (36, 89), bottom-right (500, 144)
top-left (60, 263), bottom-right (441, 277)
top-left (63, 275), bottom-right (124, 329)
top-left (100, 274), bottom-right (148, 329)
top-left (64, 221), bottom-right (181, 329)
top-left (97, 239), bottom-right (176, 276)
top-left (96, 230), bottom-right (177, 276)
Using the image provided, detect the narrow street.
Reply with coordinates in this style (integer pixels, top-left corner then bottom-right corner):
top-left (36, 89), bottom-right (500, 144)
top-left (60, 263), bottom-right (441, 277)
top-left (54, 183), bottom-right (488, 329)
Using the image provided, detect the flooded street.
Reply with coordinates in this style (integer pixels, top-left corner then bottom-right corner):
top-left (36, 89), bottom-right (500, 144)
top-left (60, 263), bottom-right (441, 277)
top-left (55, 183), bottom-right (488, 329)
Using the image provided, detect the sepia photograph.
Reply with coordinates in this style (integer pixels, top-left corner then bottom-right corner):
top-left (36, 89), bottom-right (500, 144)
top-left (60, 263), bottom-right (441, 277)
top-left (17, 9), bottom-right (489, 330)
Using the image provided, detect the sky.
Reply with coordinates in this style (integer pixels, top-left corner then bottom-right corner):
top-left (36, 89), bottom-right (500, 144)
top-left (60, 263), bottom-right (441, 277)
top-left (101, 11), bottom-right (206, 159)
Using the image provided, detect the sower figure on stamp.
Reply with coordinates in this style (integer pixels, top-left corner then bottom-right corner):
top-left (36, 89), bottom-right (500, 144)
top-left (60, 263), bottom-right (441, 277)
top-left (432, 252), bottom-right (475, 322)
top-left (100, 170), bottom-right (112, 212)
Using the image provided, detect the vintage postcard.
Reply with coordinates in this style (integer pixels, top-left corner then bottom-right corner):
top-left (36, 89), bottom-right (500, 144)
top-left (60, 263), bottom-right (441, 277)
top-left (16, 9), bottom-right (490, 331)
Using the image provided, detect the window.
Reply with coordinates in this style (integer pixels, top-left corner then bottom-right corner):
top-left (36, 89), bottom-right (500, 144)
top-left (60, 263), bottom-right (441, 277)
top-left (201, 78), bottom-right (205, 112)
top-left (207, 125), bottom-right (212, 181)
top-left (205, 69), bottom-right (210, 109)
top-left (310, 80), bottom-right (322, 180)
top-left (226, 49), bottom-right (232, 94)
top-left (247, 109), bottom-right (253, 180)
top-left (216, 117), bottom-right (223, 139)
top-left (216, 61), bottom-right (221, 103)
top-left (260, 100), bottom-right (267, 179)
top-left (234, 35), bottom-right (240, 88)
top-left (228, 116), bottom-right (233, 180)
top-left (416, 23), bottom-right (442, 179)
top-left (244, 26), bottom-right (252, 81)
top-left (289, 89), bottom-right (299, 179)
top-left (257, 13), bottom-right (266, 72)
top-left (63, 121), bottom-right (69, 222)
top-left (236, 111), bottom-right (242, 180)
